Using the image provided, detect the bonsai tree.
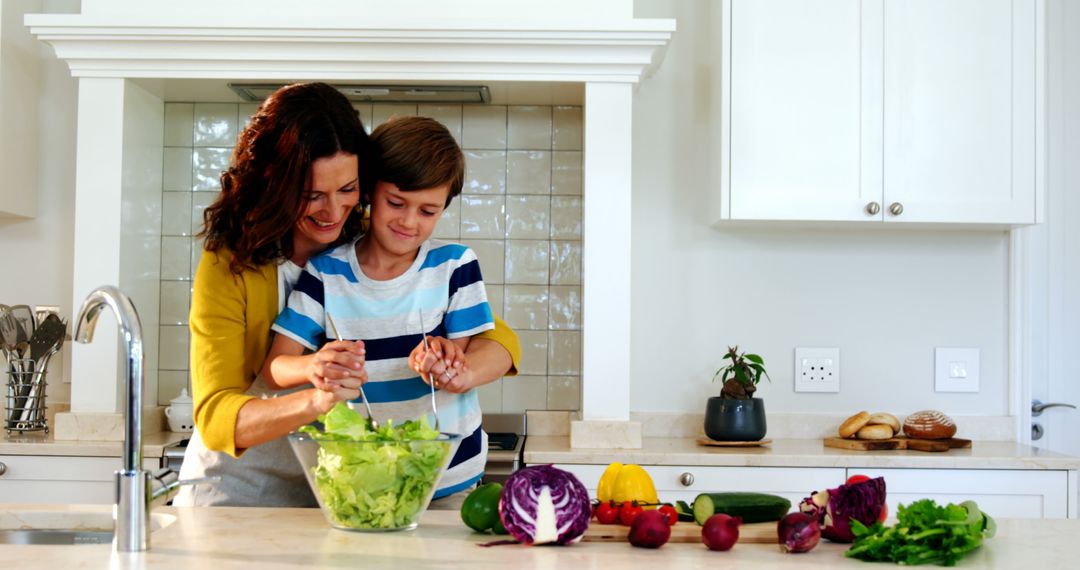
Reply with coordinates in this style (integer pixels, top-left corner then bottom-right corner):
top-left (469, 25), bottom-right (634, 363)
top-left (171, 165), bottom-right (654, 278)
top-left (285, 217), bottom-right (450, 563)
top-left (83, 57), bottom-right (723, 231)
top-left (712, 346), bottom-right (771, 399)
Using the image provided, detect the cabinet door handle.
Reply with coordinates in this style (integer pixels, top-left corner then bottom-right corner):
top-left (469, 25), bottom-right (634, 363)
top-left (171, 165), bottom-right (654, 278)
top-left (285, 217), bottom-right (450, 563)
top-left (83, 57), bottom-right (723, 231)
top-left (679, 472), bottom-right (694, 487)
top-left (865, 202), bottom-right (881, 215)
top-left (889, 202), bottom-right (904, 216)
top-left (0, 461), bottom-right (6, 477)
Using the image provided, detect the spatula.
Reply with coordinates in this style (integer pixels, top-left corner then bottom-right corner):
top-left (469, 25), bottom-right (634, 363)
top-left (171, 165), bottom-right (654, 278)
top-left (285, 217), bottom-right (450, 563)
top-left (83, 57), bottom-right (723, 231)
top-left (16, 314), bottom-right (67, 423)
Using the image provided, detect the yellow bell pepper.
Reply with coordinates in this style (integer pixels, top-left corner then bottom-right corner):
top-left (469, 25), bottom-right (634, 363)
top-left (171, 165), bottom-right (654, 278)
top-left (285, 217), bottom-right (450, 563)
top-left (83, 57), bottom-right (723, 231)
top-left (596, 462), bottom-right (658, 506)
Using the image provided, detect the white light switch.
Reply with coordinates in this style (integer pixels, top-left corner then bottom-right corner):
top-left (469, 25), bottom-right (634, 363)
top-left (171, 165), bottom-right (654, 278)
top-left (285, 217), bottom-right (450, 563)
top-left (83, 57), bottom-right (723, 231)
top-left (935, 348), bottom-right (979, 392)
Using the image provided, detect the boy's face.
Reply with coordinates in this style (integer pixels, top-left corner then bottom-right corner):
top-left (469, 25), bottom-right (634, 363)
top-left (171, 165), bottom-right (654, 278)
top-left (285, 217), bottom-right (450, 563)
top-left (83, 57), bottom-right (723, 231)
top-left (366, 180), bottom-right (450, 258)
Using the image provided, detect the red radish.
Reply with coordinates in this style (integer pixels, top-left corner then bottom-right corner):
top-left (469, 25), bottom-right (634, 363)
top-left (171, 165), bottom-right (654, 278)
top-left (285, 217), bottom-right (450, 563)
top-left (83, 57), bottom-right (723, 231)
top-left (701, 514), bottom-right (741, 551)
top-left (778, 512), bottom-right (821, 553)
top-left (628, 510), bottom-right (671, 548)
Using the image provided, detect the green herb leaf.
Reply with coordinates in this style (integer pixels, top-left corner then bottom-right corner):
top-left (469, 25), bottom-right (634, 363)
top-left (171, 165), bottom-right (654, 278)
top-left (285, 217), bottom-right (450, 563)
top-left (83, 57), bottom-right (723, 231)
top-left (844, 499), bottom-right (994, 566)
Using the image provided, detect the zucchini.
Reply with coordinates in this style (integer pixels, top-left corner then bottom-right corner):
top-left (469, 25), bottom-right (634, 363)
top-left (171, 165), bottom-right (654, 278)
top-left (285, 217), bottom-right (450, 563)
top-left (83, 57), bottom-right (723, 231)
top-left (692, 492), bottom-right (791, 525)
top-left (674, 500), bottom-right (696, 522)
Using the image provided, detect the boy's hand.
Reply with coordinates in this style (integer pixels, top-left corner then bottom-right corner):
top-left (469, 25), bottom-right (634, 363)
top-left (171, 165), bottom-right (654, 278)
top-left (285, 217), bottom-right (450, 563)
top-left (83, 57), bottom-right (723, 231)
top-left (411, 336), bottom-right (469, 392)
top-left (308, 340), bottom-right (367, 391)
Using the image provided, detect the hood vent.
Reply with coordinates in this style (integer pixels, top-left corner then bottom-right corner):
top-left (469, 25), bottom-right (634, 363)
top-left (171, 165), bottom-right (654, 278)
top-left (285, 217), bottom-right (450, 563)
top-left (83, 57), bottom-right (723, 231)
top-left (228, 83), bottom-right (490, 104)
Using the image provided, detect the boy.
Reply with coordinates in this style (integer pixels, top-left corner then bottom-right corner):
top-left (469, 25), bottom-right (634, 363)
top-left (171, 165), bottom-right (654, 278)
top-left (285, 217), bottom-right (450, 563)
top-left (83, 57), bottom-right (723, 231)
top-left (263, 116), bottom-right (496, 499)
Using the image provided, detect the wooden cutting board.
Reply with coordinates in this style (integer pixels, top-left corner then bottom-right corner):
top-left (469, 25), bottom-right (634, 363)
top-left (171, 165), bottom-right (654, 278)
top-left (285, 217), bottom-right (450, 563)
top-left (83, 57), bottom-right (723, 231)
top-left (823, 436), bottom-right (972, 452)
top-left (582, 521), bottom-right (777, 543)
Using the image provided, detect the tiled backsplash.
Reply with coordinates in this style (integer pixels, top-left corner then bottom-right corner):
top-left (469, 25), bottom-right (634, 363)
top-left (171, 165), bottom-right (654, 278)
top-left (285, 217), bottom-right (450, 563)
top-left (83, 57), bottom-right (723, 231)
top-left (157, 102), bottom-right (583, 415)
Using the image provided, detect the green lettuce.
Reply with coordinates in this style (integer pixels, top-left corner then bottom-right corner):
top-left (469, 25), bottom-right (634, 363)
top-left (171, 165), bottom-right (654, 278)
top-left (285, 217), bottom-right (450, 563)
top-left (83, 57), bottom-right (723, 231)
top-left (299, 403), bottom-right (448, 529)
top-left (845, 499), bottom-right (996, 566)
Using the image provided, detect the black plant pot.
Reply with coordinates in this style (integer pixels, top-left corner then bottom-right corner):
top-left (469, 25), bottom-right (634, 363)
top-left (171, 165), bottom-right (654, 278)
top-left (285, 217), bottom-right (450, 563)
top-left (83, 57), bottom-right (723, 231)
top-left (704, 397), bottom-right (767, 441)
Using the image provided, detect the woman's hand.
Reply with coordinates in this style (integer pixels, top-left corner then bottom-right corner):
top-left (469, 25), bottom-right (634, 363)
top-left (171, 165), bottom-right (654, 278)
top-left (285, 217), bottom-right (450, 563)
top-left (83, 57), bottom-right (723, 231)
top-left (307, 340), bottom-right (367, 391)
top-left (411, 336), bottom-right (471, 393)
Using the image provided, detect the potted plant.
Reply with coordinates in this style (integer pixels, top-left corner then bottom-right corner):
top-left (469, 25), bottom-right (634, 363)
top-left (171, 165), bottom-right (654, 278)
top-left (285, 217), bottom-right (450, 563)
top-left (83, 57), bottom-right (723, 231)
top-left (704, 346), bottom-right (771, 441)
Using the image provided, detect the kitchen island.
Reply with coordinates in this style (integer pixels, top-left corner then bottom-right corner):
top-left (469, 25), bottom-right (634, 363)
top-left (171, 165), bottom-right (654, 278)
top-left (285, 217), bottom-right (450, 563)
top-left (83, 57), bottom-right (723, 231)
top-left (0, 503), bottom-right (1075, 568)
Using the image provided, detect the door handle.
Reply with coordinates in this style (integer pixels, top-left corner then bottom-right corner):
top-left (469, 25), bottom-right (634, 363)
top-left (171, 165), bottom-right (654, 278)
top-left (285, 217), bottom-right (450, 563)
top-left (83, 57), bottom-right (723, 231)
top-left (1031, 399), bottom-right (1077, 417)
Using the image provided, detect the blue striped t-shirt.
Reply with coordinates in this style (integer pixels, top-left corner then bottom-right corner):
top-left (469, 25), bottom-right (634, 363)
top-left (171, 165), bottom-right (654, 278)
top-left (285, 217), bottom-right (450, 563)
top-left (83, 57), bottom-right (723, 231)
top-left (272, 238), bottom-right (495, 497)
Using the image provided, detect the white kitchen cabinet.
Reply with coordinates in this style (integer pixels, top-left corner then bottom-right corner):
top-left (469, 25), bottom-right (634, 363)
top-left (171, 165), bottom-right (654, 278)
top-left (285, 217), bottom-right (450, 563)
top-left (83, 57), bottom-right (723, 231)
top-left (0, 0), bottom-right (41, 218)
top-left (719, 0), bottom-right (1041, 225)
top-left (0, 454), bottom-right (161, 505)
top-left (554, 463), bottom-right (844, 506)
top-left (851, 468), bottom-right (1070, 519)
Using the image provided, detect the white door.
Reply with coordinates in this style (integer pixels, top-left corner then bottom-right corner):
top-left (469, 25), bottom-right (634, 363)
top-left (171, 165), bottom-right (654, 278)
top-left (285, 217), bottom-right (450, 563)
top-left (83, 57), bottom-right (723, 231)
top-left (1024, 0), bottom-right (1079, 456)
top-left (726, 0), bottom-right (882, 222)
top-left (883, 0), bottom-right (1037, 224)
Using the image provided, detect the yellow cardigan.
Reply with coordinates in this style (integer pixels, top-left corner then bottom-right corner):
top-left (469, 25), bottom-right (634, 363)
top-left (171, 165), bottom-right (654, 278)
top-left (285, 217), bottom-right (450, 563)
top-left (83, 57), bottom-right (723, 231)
top-left (190, 247), bottom-right (521, 458)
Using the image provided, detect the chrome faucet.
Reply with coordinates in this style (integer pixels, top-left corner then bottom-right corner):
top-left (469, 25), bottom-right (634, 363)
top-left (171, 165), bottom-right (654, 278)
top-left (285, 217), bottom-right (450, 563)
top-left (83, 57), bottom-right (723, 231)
top-left (73, 285), bottom-right (152, 552)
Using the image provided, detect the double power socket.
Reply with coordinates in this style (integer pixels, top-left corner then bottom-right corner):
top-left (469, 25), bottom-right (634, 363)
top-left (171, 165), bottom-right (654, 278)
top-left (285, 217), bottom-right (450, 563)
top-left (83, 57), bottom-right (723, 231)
top-left (795, 347), bottom-right (840, 393)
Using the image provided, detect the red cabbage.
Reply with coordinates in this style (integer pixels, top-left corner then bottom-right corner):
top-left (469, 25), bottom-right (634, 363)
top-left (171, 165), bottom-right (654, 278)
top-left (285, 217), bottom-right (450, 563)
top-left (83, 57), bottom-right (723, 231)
top-left (800, 477), bottom-right (886, 543)
top-left (499, 465), bottom-right (592, 545)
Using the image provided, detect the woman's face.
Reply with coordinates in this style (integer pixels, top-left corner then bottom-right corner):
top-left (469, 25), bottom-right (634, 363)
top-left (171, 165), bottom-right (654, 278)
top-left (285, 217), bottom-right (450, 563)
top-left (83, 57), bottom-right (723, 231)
top-left (292, 151), bottom-right (360, 264)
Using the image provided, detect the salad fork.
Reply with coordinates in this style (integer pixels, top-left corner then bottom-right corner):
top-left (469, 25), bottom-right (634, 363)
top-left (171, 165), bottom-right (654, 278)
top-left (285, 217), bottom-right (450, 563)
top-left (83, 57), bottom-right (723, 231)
top-left (325, 313), bottom-right (378, 430)
top-left (417, 309), bottom-right (440, 433)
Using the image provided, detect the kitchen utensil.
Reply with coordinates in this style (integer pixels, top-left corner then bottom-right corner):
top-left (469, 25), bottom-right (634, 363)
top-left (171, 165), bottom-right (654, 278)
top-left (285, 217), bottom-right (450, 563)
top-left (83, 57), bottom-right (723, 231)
top-left (8, 305), bottom-right (35, 348)
top-left (164, 387), bottom-right (195, 432)
top-left (0, 304), bottom-right (18, 359)
top-left (325, 312), bottom-right (378, 430)
top-left (417, 309), bottom-right (439, 433)
top-left (823, 436), bottom-right (972, 452)
top-left (17, 315), bottom-right (67, 423)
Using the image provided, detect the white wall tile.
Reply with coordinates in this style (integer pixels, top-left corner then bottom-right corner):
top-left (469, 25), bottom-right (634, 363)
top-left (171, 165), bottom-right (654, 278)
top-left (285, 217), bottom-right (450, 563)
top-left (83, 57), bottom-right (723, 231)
top-left (373, 103), bottom-right (417, 128)
top-left (460, 195), bottom-right (505, 239)
top-left (161, 192), bottom-right (192, 236)
top-left (550, 196), bottom-right (582, 239)
top-left (157, 370), bottom-right (190, 406)
top-left (159, 281), bottom-right (191, 325)
top-left (192, 148), bottom-right (230, 192)
top-left (477, 379), bottom-right (503, 413)
top-left (504, 285), bottom-right (549, 330)
top-left (158, 325), bottom-right (191, 370)
top-left (237, 103), bottom-right (261, 128)
top-left (463, 239), bottom-right (505, 285)
top-left (485, 285), bottom-right (505, 319)
top-left (161, 237), bottom-right (191, 280)
top-left (502, 375), bottom-right (548, 413)
top-left (549, 285), bottom-right (581, 330)
top-left (505, 240), bottom-right (549, 285)
top-left (464, 151), bottom-right (506, 195)
top-left (506, 195), bottom-right (550, 239)
top-left (352, 103), bottom-right (374, 134)
top-left (164, 103), bottom-right (194, 147)
top-left (462, 106), bottom-right (507, 150)
top-left (191, 192), bottom-right (216, 236)
top-left (508, 106), bottom-right (552, 150)
top-left (549, 241), bottom-right (582, 286)
top-left (552, 106), bottom-right (583, 150)
top-left (551, 151), bottom-right (583, 195)
top-left (507, 151), bottom-right (551, 195)
top-left (433, 198), bottom-right (461, 240)
top-left (419, 105), bottom-right (463, 143)
top-left (548, 331), bottom-right (581, 376)
top-left (547, 376), bottom-right (581, 411)
top-left (193, 103), bottom-right (238, 147)
top-left (163, 148), bottom-right (193, 191)
top-left (517, 331), bottom-right (548, 376)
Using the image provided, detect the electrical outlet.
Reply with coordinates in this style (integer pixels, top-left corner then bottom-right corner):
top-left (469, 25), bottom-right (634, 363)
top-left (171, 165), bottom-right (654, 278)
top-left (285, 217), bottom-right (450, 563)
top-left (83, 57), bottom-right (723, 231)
top-left (795, 347), bottom-right (840, 392)
top-left (935, 347), bottom-right (980, 392)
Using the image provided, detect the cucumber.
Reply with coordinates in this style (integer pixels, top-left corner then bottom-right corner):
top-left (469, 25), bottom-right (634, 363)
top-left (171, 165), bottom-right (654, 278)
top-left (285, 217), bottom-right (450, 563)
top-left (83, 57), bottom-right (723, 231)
top-left (692, 492), bottom-right (791, 525)
top-left (674, 500), bottom-right (696, 522)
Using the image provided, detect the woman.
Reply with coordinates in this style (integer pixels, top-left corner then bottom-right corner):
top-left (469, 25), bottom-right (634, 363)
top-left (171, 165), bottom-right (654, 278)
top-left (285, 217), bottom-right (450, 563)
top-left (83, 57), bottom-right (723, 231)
top-left (174, 82), bottom-right (520, 507)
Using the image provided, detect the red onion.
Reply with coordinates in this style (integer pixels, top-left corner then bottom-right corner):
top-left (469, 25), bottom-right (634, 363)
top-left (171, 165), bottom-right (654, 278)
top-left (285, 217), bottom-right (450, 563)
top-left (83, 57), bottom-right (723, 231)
top-left (701, 514), bottom-right (740, 551)
top-left (778, 512), bottom-right (821, 553)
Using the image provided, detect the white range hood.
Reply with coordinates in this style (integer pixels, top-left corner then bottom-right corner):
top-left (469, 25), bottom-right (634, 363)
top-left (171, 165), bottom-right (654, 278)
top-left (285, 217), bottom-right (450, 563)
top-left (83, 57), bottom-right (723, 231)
top-left (27, 1), bottom-right (674, 447)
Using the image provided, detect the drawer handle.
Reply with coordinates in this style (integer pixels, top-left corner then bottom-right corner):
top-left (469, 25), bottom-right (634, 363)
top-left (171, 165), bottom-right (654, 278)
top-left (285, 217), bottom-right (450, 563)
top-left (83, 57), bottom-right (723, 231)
top-left (0, 461), bottom-right (6, 477)
top-left (679, 472), bottom-right (694, 487)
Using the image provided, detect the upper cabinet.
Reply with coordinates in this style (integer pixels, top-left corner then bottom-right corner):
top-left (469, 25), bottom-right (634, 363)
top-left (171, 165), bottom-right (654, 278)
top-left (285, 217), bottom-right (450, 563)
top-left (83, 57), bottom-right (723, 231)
top-left (0, 0), bottom-right (41, 219)
top-left (718, 0), bottom-right (1042, 225)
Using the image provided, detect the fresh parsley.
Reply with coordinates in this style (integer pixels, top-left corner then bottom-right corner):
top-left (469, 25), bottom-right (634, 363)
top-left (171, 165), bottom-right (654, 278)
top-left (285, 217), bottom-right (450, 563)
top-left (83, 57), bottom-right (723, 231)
top-left (845, 499), bottom-right (996, 566)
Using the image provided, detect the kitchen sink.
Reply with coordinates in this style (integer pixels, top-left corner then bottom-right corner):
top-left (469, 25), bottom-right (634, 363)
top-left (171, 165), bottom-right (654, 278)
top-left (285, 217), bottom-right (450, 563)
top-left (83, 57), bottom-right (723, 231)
top-left (0, 510), bottom-right (176, 545)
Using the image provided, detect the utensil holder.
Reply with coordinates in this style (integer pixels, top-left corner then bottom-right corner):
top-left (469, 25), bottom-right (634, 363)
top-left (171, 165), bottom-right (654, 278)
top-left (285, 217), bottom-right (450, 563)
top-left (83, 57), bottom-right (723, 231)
top-left (5, 357), bottom-right (49, 434)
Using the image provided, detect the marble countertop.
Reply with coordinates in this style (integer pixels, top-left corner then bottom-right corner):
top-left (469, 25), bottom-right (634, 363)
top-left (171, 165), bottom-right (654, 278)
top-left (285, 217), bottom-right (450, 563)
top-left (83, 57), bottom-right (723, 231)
top-left (525, 437), bottom-right (1080, 470)
top-left (0, 503), bottom-right (1074, 568)
top-left (0, 431), bottom-right (188, 459)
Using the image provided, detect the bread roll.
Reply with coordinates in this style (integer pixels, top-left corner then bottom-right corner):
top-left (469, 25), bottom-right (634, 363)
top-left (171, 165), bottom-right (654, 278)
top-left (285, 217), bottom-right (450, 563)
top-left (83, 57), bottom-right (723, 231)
top-left (903, 410), bottom-right (957, 439)
top-left (867, 412), bottom-right (900, 433)
top-left (856, 424), bottom-right (895, 440)
top-left (839, 411), bottom-right (871, 438)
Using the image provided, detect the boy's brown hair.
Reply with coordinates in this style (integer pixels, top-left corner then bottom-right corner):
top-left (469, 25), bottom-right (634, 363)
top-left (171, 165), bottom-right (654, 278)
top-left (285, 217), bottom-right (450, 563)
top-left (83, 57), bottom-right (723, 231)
top-left (369, 116), bottom-right (464, 207)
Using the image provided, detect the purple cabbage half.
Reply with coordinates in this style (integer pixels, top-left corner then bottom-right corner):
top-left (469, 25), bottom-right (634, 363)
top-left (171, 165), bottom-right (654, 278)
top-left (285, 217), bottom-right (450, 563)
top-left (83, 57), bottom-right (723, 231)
top-left (799, 477), bottom-right (886, 543)
top-left (499, 465), bottom-right (592, 545)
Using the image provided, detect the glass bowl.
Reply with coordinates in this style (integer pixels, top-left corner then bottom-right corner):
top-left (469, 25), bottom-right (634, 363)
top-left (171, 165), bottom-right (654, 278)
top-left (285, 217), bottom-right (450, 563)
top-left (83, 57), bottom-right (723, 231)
top-left (288, 432), bottom-right (459, 532)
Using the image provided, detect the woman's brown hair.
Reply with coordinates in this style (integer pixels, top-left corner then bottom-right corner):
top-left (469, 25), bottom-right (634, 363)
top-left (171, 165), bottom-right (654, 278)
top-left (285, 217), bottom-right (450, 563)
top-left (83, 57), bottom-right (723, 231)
top-left (200, 82), bottom-right (373, 273)
top-left (369, 116), bottom-right (464, 207)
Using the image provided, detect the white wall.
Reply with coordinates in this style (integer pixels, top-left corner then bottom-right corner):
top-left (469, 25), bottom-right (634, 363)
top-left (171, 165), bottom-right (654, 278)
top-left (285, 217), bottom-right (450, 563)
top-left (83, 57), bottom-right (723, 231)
top-left (0, 0), bottom-right (79, 401)
top-left (630, 0), bottom-right (1011, 416)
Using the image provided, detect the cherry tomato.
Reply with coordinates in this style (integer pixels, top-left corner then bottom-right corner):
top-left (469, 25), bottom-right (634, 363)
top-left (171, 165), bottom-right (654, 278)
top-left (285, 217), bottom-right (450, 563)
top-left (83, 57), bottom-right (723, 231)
top-left (657, 504), bottom-right (678, 526)
top-left (619, 501), bottom-right (644, 526)
top-left (846, 474), bottom-right (871, 485)
top-left (596, 501), bottom-right (620, 525)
